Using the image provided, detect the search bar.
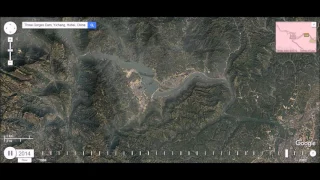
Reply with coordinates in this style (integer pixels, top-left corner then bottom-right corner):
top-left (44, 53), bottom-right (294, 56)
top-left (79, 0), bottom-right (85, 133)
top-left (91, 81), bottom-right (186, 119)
top-left (22, 22), bottom-right (96, 29)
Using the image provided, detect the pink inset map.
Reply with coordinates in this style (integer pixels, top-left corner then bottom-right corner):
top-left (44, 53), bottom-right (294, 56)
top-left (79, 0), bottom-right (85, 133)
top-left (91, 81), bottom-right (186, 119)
top-left (276, 22), bottom-right (317, 53)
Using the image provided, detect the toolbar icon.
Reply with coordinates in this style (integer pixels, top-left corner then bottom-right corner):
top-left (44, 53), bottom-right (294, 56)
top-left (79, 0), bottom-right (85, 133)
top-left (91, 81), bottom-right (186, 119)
top-left (310, 150), bottom-right (316, 157)
top-left (4, 147), bottom-right (16, 159)
top-left (88, 22), bottom-right (96, 29)
top-left (4, 21), bottom-right (17, 35)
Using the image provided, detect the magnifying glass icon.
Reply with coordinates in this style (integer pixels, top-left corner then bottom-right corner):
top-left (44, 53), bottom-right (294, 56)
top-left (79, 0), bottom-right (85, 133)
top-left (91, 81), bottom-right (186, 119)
top-left (87, 22), bottom-right (96, 29)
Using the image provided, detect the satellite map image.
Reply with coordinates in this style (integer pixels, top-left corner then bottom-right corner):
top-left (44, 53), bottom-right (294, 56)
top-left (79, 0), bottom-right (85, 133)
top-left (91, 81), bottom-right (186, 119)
top-left (0, 17), bottom-right (319, 163)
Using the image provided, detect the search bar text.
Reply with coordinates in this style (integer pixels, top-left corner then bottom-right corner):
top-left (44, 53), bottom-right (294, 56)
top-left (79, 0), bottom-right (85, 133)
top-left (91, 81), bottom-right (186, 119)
top-left (22, 22), bottom-right (96, 29)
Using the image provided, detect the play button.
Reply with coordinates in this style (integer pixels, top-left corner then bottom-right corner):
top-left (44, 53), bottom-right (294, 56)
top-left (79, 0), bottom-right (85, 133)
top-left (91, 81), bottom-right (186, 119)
top-left (4, 147), bottom-right (16, 159)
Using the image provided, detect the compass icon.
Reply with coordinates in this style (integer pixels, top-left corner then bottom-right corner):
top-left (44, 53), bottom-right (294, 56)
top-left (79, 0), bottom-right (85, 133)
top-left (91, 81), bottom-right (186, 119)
top-left (4, 21), bottom-right (17, 35)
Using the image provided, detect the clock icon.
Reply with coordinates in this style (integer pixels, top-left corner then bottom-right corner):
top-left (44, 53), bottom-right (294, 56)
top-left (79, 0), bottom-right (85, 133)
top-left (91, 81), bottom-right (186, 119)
top-left (4, 21), bottom-right (17, 35)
